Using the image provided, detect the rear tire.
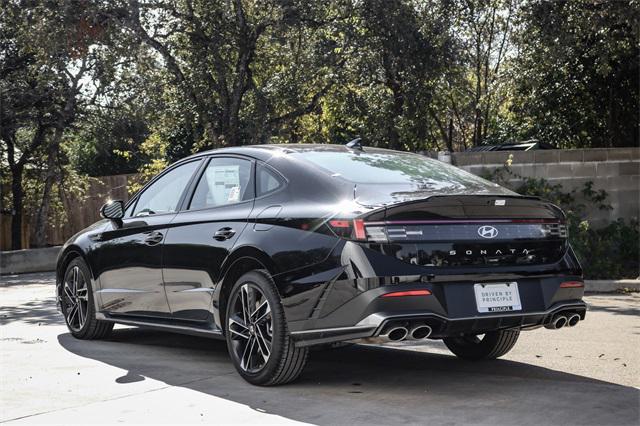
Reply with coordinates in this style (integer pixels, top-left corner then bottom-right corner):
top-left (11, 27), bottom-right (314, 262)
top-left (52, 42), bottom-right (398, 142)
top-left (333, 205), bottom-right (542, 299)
top-left (443, 329), bottom-right (520, 360)
top-left (61, 258), bottom-right (113, 340)
top-left (225, 270), bottom-right (308, 386)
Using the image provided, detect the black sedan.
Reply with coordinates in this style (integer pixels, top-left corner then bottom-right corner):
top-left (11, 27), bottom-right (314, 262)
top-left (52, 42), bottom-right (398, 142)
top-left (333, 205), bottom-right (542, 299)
top-left (56, 144), bottom-right (586, 385)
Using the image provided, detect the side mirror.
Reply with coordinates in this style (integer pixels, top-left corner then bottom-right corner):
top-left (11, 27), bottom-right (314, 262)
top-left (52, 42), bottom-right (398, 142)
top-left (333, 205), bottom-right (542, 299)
top-left (100, 200), bottom-right (125, 220)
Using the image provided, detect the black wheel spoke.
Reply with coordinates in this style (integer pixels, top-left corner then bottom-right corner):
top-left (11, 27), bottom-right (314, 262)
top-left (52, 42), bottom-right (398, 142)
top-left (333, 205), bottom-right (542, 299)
top-left (67, 303), bottom-right (78, 326)
top-left (228, 315), bottom-right (250, 340)
top-left (64, 287), bottom-right (74, 305)
top-left (254, 304), bottom-right (271, 324)
top-left (255, 325), bottom-right (271, 361)
top-left (241, 336), bottom-right (256, 371)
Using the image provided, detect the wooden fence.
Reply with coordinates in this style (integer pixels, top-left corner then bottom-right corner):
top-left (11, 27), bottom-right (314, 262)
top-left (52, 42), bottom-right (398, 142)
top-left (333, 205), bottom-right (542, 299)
top-left (0, 174), bottom-right (136, 251)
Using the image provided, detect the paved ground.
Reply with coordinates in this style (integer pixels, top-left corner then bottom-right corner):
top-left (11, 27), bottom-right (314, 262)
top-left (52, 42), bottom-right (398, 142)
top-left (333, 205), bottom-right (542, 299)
top-left (1, 272), bottom-right (639, 425)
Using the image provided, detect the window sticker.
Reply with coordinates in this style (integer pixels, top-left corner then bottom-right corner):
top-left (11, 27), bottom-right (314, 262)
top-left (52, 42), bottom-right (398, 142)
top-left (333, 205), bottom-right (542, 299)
top-left (227, 185), bottom-right (240, 202)
top-left (205, 165), bottom-right (241, 205)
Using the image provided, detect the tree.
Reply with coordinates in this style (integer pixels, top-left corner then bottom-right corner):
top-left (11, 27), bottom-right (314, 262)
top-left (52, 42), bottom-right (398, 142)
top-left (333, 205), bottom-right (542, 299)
top-left (108, 0), bottom-right (351, 156)
top-left (509, 0), bottom-right (639, 148)
top-left (299, 0), bottom-right (456, 151)
top-left (1, 0), bottom-right (125, 248)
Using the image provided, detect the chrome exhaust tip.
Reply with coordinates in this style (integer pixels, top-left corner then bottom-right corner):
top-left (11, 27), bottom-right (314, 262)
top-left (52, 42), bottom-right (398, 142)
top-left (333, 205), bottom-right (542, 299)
top-left (545, 315), bottom-right (568, 330)
top-left (386, 326), bottom-right (409, 342)
top-left (566, 313), bottom-right (581, 327)
top-left (356, 325), bottom-right (409, 344)
top-left (409, 325), bottom-right (432, 340)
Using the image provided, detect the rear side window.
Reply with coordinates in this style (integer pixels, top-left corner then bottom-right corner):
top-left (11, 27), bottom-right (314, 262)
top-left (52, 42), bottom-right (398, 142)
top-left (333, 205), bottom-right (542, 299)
top-left (189, 157), bottom-right (253, 210)
top-left (257, 164), bottom-right (285, 196)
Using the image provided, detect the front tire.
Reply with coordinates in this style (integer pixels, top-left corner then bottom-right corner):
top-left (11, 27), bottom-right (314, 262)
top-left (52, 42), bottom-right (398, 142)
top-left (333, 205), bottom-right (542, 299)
top-left (60, 258), bottom-right (113, 340)
top-left (225, 270), bottom-right (308, 386)
top-left (443, 329), bottom-right (520, 360)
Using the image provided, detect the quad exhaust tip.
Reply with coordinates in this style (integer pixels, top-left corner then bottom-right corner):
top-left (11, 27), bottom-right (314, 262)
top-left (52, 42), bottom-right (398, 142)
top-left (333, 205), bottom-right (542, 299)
top-left (409, 324), bottom-right (432, 340)
top-left (545, 315), bottom-right (568, 330)
top-left (566, 313), bottom-right (581, 327)
top-left (386, 326), bottom-right (409, 342)
top-left (545, 312), bottom-right (582, 330)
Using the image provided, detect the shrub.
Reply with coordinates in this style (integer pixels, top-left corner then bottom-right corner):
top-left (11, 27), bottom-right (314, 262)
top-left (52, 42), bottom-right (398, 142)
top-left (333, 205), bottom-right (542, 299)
top-left (484, 158), bottom-right (639, 279)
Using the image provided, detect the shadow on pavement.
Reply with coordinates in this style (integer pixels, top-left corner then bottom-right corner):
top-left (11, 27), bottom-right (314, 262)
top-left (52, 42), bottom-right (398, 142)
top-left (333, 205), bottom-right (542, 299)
top-left (0, 272), bottom-right (56, 287)
top-left (58, 328), bottom-right (640, 425)
top-left (586, 294), bottom-right (640, 317)
top-left (0, 298), bottom-right (63, 326)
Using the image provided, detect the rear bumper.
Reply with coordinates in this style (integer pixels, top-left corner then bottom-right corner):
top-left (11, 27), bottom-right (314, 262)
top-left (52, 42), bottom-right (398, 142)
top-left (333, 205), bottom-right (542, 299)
top-left (291, 300), bottom-right (587, 347)
top-left (289, 275), bottom-right (586, 347)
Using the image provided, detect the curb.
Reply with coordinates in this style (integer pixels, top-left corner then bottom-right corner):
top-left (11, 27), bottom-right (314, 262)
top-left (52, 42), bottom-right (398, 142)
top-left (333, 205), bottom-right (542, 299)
top-left (0, 247), bottom-right (61, 275)
top-left (584, 279), bottom-right (640, 293)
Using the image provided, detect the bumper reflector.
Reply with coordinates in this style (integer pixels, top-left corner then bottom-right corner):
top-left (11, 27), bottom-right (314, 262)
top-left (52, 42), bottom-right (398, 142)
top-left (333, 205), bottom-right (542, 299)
top-left (560, 281), bottom-right (584, 288)
top-left (381, 289), bottom-right (432, 298)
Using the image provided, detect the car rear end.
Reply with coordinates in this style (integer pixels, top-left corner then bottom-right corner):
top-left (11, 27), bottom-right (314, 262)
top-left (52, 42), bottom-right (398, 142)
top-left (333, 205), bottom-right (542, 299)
top-left (282, 147), bottom-right (586, 347)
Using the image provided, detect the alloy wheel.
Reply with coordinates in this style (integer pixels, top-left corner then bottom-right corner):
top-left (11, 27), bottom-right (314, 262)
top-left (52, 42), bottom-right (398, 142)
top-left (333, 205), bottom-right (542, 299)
top-left (228, 283), bottom-right (273, 373)
top-left (62, 265), bottom-right (89, 332)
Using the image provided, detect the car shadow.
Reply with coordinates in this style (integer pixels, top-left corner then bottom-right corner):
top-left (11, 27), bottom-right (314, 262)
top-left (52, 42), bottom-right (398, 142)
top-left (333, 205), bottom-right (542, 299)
top-left (58, 328), bottom-right (640, 425)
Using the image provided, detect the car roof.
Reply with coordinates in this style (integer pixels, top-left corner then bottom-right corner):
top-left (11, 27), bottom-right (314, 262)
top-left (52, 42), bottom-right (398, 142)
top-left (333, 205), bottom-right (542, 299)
top-left (184, 143), bottom-right (400, 162)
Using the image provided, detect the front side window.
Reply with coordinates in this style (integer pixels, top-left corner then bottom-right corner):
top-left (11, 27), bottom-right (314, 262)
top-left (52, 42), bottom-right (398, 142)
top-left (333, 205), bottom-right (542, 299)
top-left (133, 160), bottom-right (200, 216)
top-left (189, 157), bottom-right (253, 210)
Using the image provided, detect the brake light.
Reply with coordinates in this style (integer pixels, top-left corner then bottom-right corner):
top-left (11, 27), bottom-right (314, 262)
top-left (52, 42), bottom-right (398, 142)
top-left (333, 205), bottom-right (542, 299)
top-left (353, 219), bottom-right (366, 240)
top-left (328, 219), bottom-right (368, 240)
top-left (560, 281), bottom-right (584, 288)
top-left (381, 289), bottom-right (432, 298)
top-left (328, 220), bottom-right (350, 228)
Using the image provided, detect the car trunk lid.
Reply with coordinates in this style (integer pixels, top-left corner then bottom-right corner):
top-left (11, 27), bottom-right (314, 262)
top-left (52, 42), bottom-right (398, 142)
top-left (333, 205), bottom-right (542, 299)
top-left (360, 195), bottom-right (568, 268)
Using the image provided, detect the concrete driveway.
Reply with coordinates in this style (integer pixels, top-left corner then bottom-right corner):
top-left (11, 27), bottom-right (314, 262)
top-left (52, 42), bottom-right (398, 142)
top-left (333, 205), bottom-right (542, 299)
top-left (1, 273), bottom-right (639, 425)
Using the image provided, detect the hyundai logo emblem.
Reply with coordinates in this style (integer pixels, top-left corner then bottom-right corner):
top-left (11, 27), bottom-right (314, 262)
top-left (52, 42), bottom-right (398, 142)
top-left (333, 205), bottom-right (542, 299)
top-left (477, 225), bottom-right (499, 239)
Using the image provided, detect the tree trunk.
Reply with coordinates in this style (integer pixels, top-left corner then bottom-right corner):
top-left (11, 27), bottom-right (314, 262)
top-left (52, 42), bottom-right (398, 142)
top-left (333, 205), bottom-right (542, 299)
top-left (32, 142), bottom-right (59, 247)
top-left (388, 83), bottom-right (404, 151)
top-left (447, 118), bottom-right (454, 152)
top-left (10, 166), bottom-right (24, 250)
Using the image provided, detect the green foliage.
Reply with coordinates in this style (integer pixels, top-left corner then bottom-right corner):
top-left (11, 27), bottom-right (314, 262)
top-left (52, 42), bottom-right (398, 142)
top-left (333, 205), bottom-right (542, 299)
top-left (127, 133), bottom-right (170, 195)
top-left (485, 160), bottom-right (639, 279)
top-left (66, 112), bottom-right (150, 176)
top-left (2, 0), bottom-right (638, 249)
top-left (571, 219), bottom-right (639, 280)
top-left (509, 0), bottom-right (640, 148)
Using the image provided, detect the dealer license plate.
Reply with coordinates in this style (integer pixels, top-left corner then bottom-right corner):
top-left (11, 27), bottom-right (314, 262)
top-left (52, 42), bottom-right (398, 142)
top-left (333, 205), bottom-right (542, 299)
top-left (474, 282), bottom-right (522, 313)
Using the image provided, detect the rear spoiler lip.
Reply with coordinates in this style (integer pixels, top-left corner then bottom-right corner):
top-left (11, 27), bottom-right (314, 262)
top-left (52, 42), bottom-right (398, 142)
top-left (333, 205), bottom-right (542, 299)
top-left (356, 193), bottom-right (543, 208)
top-left (355, 194), bottom-right (565, 221)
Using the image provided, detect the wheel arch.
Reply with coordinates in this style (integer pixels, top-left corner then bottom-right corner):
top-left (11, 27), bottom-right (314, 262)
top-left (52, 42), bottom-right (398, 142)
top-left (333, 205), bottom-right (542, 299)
top-left (214, 246), bottom-right (279, 331)
top-left (56, 245), bottom-right (100, 309)
top-left (56, 246), bottom-right (86, 286)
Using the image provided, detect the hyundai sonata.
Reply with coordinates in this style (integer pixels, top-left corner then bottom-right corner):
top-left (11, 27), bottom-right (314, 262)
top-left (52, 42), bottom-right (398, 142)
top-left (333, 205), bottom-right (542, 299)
top-left (56, 143), bottom-right (586, 385)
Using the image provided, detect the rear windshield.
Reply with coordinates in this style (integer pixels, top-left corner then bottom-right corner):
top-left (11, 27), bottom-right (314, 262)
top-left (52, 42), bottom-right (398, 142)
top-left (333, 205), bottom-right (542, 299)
top-left (293, 150), bottom-right (497, 188)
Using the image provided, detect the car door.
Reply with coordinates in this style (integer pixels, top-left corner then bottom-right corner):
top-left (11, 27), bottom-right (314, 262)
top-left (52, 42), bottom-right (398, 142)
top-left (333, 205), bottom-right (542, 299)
top-left (162, 156), bottom-right (255, 322)
top-left (90, 159), bottom-right (202, 318)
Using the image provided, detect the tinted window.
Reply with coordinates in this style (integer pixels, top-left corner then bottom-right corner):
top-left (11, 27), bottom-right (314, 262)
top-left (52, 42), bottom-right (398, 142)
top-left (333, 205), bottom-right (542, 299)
top-left (133, 161), bottom-right (200, 216)
top-left (189, 157), bottom-right (253, 210)
top-left (293, 150), bottom-right (499, 190)
top-left (257, 164), bottom-right (284, 196)
top-left (124, 200), bottom-right (135, 218)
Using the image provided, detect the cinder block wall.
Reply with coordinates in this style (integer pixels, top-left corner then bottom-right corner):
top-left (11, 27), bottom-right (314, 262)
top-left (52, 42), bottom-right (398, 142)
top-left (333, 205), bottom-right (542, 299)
top-left (451, 148), bottom-right (640, 227)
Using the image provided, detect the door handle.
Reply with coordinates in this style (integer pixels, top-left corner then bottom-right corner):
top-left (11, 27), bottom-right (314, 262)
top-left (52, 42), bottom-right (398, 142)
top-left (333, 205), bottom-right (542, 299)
top-left (214, 227), bottom-right (236, 241)
top-left (144, 231), bottom-right (164, 246)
